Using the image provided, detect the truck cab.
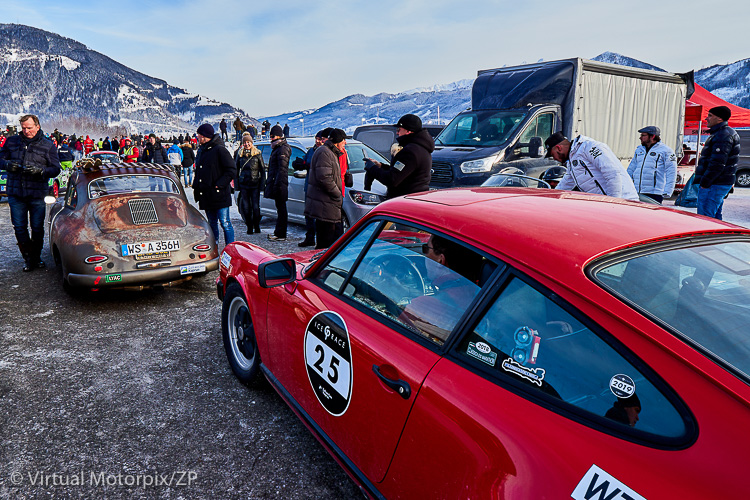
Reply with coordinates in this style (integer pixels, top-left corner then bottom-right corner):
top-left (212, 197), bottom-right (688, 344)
top-left (431, 104), bottom-right (560, 187)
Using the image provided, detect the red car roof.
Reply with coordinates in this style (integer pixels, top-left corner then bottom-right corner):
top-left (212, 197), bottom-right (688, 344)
top-left (370, 188), bottom-right (749, 272)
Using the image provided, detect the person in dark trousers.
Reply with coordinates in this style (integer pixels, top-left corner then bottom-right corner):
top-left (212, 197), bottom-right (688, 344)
top-left (180, 138), bottom-right (196, 187)
top-left (306, 128), bottom-right (346, 249)
top-left (283, 123), bottom-right (290, 138)
top-left (265, 125), bottom-right (290, 241)
top-left (364, 113), bottom-right (435, 198)
top-left (193, 123), bottom-right (236, 247)
top-left (220, 118), bottom-right (229, 142)
top-left (233, 117), bottom-right (245, 142)
top-left (695, 106), bottom-right (741, 220)
top-left (0, 114), bottom-right (61, 271)
top-left (295, 128), bottom-right (331, 247)
top-left (141, 133), bottom-right (168, 163)
top-left (235, 132), bottom-right (266, 234)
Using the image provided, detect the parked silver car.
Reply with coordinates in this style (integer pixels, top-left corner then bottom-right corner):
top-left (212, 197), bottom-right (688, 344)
top-left (234, 137), bottom-right (388, 230)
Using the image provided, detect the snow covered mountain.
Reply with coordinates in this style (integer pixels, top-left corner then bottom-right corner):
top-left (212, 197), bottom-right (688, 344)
top-left (0, 24), bottom-right (255, 135)
top-left (591, 52), bottom-right (665, 72)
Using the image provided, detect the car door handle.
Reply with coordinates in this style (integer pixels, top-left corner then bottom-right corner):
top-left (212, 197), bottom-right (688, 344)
top-left (372, 365), bottom-right (411, 400)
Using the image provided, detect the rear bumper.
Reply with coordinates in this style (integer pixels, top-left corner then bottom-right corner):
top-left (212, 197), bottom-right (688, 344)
top-left (67, 258), bottom-right (219, 288)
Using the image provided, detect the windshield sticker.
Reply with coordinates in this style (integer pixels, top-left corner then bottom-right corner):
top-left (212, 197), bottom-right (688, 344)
top-left (304, 311), bottom-right (353, 416)
top-left (610, 374), bottom-right (636, 398)
top-left (466, 341), bottom-right (497, 367)
top-left (572, 464), bottom-right (645, 500)
top-left (502, 358), bottom-right (545, 386)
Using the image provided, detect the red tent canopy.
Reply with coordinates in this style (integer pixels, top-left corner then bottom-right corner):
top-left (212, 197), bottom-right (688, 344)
top-left (687, 84), bottom-right (750, 128)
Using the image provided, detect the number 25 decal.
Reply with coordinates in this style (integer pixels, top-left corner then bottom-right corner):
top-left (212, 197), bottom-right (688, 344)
top-left (305, 312), bottom-right (353, 416)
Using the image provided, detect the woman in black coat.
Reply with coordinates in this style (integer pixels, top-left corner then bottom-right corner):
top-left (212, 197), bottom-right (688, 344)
top-left (235, 132), bottom-right (266, 234)
top-left (264, 125), bottom-right (290, 240)
top-left (194, 128), bottom-right (236, 245)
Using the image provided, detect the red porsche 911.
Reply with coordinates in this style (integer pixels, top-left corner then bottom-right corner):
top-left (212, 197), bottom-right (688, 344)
top-left (217, 187), bottom-right (750, 499)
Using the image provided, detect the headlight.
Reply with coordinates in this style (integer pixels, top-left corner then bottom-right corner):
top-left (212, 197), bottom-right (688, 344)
top-left (459, 156), bottom-right (496, 173)
top-left (349, 190), bottom-right (385, 205)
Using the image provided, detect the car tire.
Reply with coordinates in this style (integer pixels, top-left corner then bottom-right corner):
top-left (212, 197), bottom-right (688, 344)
top-left (736, 169), bottom-right (750, 188)
top-left (222, 282), bottom-right (260, 383)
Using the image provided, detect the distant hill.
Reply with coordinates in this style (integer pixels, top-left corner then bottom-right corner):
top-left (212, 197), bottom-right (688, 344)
top-left (591, 51), bottom-right (666, 71)
top-left (0, 23), bottom-right (255, 135)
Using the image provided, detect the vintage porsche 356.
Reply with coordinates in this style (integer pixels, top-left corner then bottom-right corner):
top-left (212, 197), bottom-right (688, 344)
top-left (47, 159), bottom-right (219, 292)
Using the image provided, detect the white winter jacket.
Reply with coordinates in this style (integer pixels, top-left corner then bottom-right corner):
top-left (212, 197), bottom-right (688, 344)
top-left (556, 136), bottom-right (639, 201)
top-left (627, 142), bottom-right (677, 197)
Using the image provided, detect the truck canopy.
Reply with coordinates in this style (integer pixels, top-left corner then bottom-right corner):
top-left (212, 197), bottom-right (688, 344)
top-left (475, 58), bottom-right (690, 159)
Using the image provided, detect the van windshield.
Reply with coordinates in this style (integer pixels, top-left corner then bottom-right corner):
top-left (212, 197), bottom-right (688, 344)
top-left (436, 110), bottom-right (525, 147)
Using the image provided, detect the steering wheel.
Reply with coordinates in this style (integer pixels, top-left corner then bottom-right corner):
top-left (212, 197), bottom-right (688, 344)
top-left (364, 254), bottom-right (426, 308)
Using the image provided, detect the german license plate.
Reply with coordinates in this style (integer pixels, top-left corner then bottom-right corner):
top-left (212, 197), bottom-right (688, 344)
top-left (121, 239), bottom-right (180, 256)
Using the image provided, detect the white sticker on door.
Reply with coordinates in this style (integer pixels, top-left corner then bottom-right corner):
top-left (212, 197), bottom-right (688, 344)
top-left (304, 311), bottom-right (353, 416)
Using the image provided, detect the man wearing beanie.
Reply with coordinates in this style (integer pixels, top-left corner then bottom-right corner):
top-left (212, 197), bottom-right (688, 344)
top-left (265, 125), bottom-right (291, 241)
top-left (694, 106), bottom-right (741, 219)
top-left (193, 123), bottom-right (236, 246)
top-left (363, 113), bottom-right (435, 198)
top-left (306, 128), bottom-right (346, 248)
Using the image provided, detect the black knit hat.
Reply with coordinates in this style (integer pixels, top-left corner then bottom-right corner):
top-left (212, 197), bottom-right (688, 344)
top-left (396, 113), bottom-right (422, 132)
top-left (709, 105), bottom-right (731, 122)
top-left (329, 128), bottom-right (346, 143)
top-left (270, 125), bottom-right (283, 138)
top-left (315, 129), bottom-right (328, 139)
top-left (196, 123), bottom-right (214, 137)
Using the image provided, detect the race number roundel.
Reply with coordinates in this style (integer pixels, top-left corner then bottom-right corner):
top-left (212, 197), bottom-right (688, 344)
top-left (304, 312), bottom-right (353, 416)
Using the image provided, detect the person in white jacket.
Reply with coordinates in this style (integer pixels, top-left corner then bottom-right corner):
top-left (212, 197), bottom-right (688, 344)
top-left (545, 132), bottom-right (639, 201)
top-left (626, 126), bottom-right (677, 203)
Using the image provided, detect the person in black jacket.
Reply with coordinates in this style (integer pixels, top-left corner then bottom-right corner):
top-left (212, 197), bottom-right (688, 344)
top-left (695, 106), bottom-right (741, 220)
top-left (180, 139), bottom-right (196, 187)
top-left (363, 113), bottom-right (434, 199)
top-left (306, 129), bottom-right (345, 249)
top-left (193, 123), bottom-right (236, 246)
top-left (0, 114), bottom-right (62, 271)
top-left (235, 132), bottom-right (266, 234)
top-left (141, 133), bottom-right (168, 163)
top-left (264, 125), bottom-right (290, 241)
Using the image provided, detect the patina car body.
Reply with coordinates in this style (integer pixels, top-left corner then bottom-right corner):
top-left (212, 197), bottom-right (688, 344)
top-left (48, 162), bottom-right (219, 291)
top-left (217, 187), bottom-right (750, 498)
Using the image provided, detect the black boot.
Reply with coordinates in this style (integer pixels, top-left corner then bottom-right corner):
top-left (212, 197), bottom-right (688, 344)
top-left (18, 241), bottom-right (34, 272)
top-left (30, 232), bottom-right (46, 269)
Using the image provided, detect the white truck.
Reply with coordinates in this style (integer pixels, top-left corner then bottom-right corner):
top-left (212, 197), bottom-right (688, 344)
top-left (430, 58), bottom-right (691, 188)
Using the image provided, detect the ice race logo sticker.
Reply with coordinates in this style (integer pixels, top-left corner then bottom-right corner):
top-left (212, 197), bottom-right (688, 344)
top-left (304, 312), bottom-right (353, 416)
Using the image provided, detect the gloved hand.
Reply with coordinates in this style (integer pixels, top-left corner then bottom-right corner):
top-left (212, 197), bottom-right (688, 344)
top-left (364, 170), bottom-right (374, 191)
top-left (24, 165), bottom-right (45, 176)
top-left (363, 158), bottom-right (380, 171)
top-left (4, 161), bottom-right (23, 173)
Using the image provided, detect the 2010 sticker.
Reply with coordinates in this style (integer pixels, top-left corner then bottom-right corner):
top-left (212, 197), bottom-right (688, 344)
top-left (610, 374), bottom-right (636, 398)
top-left (304, 312), bottom-right (353, 416)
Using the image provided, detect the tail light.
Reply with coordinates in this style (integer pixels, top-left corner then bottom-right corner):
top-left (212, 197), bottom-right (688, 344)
top-left (193, 244), bottom-right (211, 251)
top-left (85, 255), bottom-right (108, 264)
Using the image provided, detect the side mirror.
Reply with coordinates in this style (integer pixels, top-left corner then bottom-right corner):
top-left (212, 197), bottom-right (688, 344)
top-left (528, 137), bottom-right (543, 158)
top-left (293, 170), bottom-right (307, 179)
top-left (258, 258), bottom-right (297, 288)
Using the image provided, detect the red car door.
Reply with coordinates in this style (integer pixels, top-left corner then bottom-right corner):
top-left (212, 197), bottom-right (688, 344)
top-left (264, 280), bottom-right (440, 483)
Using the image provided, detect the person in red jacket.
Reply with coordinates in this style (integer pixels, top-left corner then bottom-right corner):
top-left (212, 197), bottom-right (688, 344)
top-left (83, 135), bottom-right (95, 154)
top-left (119, 138), bottom-right (139, 163)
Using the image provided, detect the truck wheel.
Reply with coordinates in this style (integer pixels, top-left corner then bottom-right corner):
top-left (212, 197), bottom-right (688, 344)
top-left (736, 170), bottom-right (750, 188)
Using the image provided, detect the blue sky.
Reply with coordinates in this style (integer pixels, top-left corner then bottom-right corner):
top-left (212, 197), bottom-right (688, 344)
top-left (3, 0), bottom-right (749, 116)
